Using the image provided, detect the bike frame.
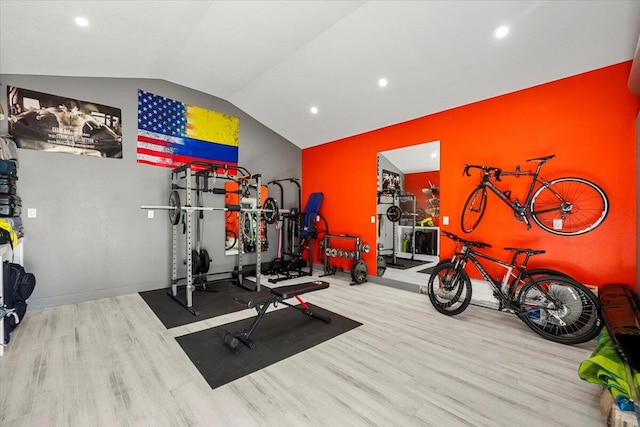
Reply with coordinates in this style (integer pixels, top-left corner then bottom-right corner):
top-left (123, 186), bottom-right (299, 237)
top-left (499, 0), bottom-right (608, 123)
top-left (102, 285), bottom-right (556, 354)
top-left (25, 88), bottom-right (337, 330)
top-left (450, 245), bottom-right (528, 310)
top-left (475, 160), bottom-right (564, 226)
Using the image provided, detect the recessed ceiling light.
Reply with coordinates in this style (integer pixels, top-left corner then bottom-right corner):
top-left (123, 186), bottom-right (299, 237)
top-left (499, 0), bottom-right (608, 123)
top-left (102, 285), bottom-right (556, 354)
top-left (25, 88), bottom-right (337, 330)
top-left (378, 78), bottom-right (388, 87)
top-left (310, 106), bottom-right (318, 114)
top-left (75, 17), bottom-right (89, 27)
top-left (495, 25), bottom-right (509, 39)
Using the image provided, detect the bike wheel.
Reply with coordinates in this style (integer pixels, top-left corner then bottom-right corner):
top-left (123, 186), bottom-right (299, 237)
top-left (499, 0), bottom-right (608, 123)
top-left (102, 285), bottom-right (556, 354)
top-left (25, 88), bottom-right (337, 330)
top-left (517, 276), bottom-right (603, 344)
top-left (225, 229), bottom-right (237, 250)
top-left (427, 262), bottom-right (472, 315)
top-left (530, 177), bottom-right (608, 236)
top-left (508, 268), bottom-right (575, 301)
top-left (461, 187), bottom-right (487, 233)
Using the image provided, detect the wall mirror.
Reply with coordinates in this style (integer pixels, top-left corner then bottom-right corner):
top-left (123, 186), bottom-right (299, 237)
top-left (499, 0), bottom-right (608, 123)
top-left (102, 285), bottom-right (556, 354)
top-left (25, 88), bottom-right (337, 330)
top-left (376, 141), bottom-right (440, 290)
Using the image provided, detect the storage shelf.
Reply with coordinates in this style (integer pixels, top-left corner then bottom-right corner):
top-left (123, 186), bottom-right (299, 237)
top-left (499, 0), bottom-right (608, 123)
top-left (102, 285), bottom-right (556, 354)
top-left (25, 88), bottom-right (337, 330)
top-left (396, 225), bottom-right (439, 261)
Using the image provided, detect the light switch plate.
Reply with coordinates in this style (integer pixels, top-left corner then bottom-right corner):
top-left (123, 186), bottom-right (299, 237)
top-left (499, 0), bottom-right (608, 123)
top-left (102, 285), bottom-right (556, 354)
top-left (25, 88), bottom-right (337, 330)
top-left (27, 208), bottom-right (37, 218)
top-left (442, 216), bottom-right (449, 225)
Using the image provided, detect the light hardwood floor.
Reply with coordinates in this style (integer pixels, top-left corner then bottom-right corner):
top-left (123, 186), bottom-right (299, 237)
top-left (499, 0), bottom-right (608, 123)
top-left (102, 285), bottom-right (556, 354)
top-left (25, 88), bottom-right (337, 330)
top-left (0, 273), bottom-right (603, 427)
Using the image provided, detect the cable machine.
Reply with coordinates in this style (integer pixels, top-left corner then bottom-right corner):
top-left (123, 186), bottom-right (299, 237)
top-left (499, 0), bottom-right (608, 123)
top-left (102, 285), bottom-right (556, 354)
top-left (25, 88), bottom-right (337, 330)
top-left (267, 178), bottom-right (317, 282)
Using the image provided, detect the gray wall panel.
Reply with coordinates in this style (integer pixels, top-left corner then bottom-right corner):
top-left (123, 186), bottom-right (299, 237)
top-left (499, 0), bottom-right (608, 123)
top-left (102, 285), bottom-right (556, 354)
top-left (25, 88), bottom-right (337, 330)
top-left (0, 75), bottom-right (301, 308)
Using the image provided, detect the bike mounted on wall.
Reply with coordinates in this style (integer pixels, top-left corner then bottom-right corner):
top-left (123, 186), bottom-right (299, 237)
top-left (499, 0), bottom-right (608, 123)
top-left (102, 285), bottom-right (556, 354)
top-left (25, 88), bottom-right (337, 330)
top-left (461, 154), bottom-right (609, 236)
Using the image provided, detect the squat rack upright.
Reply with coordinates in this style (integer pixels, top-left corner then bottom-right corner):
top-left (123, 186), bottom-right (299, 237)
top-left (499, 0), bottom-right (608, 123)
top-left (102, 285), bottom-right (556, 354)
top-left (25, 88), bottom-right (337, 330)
top-left (169, 161), bottom-right (264, 316)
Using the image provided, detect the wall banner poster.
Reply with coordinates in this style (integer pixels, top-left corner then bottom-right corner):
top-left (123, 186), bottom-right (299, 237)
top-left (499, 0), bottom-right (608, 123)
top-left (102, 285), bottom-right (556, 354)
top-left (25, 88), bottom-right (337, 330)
top-left (382, 169), bottom-right (401, 190)
top-left (136, 89), bottom-right (239, 169)
top-left (7, 86), bottom-right (123, 158)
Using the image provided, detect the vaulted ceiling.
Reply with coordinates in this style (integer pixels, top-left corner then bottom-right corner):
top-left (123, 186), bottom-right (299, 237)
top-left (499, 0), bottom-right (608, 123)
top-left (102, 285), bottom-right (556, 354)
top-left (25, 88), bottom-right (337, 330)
top-left (1, 1), bottom-right (639, 149)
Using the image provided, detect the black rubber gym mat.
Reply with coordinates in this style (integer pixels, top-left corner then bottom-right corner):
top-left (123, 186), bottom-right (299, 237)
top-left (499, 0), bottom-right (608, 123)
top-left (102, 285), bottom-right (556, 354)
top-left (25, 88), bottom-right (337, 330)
top-left (418, 267), bottom-right (435, 275)
top-left (175, 304), bottom-right (361, 390)
top-left (383, 255), bottom-right (426, 270)
top-left (139, 281), bottom-right (272, 329)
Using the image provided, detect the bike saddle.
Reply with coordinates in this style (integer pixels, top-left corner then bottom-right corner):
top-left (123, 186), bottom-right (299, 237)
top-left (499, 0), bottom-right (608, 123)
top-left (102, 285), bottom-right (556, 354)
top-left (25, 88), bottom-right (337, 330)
top-left (442, 231), bottom-right (491, 248)
top-left (525, 154), bottom-right (555, 163)
top-left (503, 247), bottom-right (545, 256)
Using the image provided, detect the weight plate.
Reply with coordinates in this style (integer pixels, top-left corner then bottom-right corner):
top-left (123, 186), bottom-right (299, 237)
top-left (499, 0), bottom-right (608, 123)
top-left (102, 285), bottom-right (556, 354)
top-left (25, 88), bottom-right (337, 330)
top-left (191, 249), bottom-right (201, 275)
top-left (415, 208), bottom-right (426, 222)
top-left (351, 259), bottom-right (368, 284)
top-left (386, 205), bottom-right (402, 222)
top-left (263, 197), bottom-right (279, 224)
top-left (376, 255), bottom-right (387, 277)
top-left (169, 190), bottom-right (181, 225)
top-left (199, 249), bottom-right (210, 274)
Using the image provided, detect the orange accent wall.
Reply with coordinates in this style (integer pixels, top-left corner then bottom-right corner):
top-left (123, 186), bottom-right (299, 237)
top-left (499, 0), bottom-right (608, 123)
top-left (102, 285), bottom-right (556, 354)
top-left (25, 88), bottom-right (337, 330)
top-left (302, 61), bottom-right (639, 290)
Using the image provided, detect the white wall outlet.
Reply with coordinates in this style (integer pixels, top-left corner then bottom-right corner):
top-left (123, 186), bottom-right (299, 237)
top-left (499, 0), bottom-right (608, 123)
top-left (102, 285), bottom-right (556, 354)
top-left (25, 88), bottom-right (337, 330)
top-left (371, 215), bottom-right (376, 224)
top-left (442, 216), bottom-right (449, 225)
top-left (27, 208), bottom-right (37, 218)
top-left (148, 210), bottom-right (154, 219)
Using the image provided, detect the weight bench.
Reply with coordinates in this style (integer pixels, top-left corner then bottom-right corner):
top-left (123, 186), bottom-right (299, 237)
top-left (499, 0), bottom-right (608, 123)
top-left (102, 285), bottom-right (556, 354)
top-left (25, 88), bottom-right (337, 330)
top-left (222, 281), bottom-right (331, 350)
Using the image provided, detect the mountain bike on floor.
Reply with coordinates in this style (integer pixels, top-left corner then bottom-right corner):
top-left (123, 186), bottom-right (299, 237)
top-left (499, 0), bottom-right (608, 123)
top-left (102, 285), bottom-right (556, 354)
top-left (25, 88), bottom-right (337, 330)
top-left (428, 231), bottom-right (603, 345)
top-left (461, 154), bottom-right (609, 236)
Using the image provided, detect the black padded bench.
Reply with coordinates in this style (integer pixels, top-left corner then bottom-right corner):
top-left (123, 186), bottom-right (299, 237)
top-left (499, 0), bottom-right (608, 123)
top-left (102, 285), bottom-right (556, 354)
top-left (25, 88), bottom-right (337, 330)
top-left (222, 281), bottom-right (331, 349)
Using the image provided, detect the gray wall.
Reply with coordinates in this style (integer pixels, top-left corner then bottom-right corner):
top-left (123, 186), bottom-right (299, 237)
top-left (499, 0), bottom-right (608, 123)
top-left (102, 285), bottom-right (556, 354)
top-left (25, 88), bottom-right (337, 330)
top-left (0, 74), bottom-right (302, 308)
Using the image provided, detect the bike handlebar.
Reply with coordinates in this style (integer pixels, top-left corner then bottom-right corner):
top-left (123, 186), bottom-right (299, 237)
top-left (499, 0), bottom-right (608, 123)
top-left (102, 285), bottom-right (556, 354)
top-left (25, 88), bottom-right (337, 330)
top-left (463, 155), bottom-right (557, 182)
top-left (442, 231), bottom-right (491, 249)
top-left (463, 164), bottom-right (502, 181)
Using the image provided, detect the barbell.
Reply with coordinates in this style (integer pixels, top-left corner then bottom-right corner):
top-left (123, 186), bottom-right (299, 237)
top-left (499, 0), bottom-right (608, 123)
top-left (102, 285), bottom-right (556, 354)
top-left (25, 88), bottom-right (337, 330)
top-left (141, 190), bottom-right (283, 225)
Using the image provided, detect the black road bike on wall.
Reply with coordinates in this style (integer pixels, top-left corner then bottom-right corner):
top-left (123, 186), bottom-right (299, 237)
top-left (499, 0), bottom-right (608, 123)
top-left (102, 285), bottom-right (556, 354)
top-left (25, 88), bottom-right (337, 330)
top-left (428, 231), bottom-right (603, 345)
top-left (461, 155), bottom-right (609, 236)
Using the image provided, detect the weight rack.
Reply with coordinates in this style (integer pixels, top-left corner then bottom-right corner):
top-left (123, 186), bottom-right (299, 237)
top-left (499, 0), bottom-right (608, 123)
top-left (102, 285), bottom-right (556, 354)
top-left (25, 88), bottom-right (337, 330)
top-left (321, 234), bottom-right (368, 285)
top-left (377, 190), bottom-right (402, 267)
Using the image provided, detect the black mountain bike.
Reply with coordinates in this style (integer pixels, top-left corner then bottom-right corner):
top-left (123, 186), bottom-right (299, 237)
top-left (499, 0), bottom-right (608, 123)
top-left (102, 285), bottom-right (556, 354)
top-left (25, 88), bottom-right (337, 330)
top-left (461, 155), bottom-right (608, 236)
top-left (428, 231), bottom-right (603, 345)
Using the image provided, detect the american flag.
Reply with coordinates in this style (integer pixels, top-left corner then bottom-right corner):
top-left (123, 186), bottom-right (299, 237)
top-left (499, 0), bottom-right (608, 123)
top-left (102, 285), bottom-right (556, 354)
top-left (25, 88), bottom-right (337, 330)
top-left (136, 90), bottom-right (239, 169)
